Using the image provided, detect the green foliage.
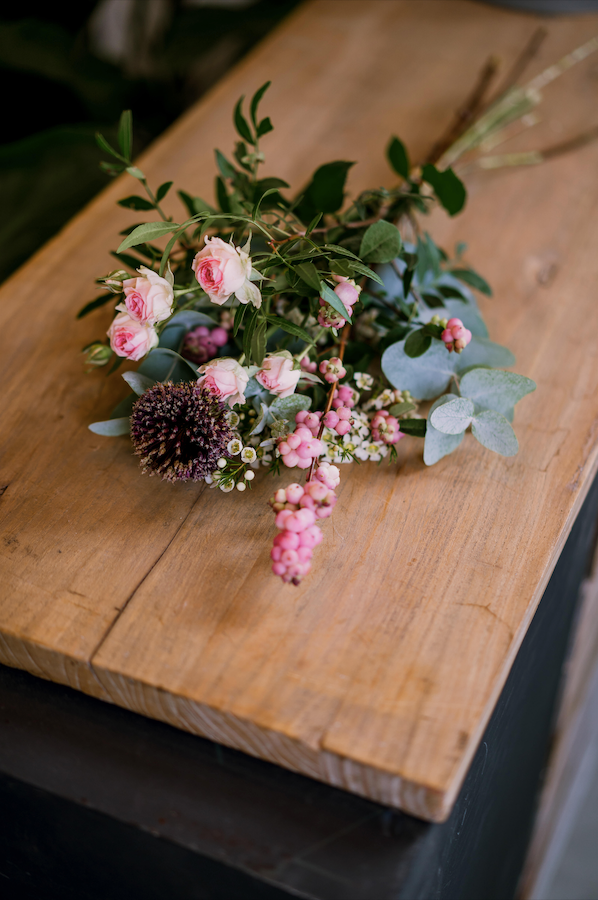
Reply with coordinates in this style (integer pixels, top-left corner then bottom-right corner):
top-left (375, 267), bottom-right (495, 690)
top-left (423, 395), bottom-right (465, 465)
top-left (295, 161), bottom-right (355, 220)
top-left (117, 221), bottom-right (182, 253)
top-left (471, 409), bottom-right (518, 456)
top-left (429, 397), bottom-right (474, 434)
top-left (89, 417), bottom-right (130, 436)
top-left (359, 220), bottom-right (402, 263)
top-left (320, 280), bottom-right (352, 322)
top-left (421, 164), bottom-right (467, 216)
top-left (387, 136), bottom-right (410, 179)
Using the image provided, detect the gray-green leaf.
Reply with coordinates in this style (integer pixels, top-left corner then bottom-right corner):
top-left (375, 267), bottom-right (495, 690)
top-left (454, 336), bottom-right (515, 372)
top-left (471, 409), bottom-right (518, 456)
top-left (89, 417), bottom-right (130, 436)
top-left (423, 395), bottom-right (465, 465)
top-left (270, 394), bottom-right (311, 419)
top-left (382, 338), bottom-right (457, 399)
top-left (429, 397), bottom-right (474, 435)
top-left (460, 368), bottom-right (535, 418)
top-left (122, 372), bottom-right (156, 396)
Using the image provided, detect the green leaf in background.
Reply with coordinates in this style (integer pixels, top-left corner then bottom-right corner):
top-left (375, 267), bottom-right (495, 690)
top-left (404, 329), bottom-right (432, 358)
top-left (382, 338), bottom-right (456, 399)
top-left (387, 136), bottom-right (410, 179)
top-left (117, 110), bottom-right (133, 161)
top-left (398, 418), bottom-right (426, 437)
top-left (460, 368), bottom-right (535, 418)
top-left (95, 132), bottom-right (124, 162)
top-left (320, 280), bottom-right (352, 322)
top-left (177, 190), bottom-right (215, 217)
top-left (252, 187), bottom-right (280, 220)
top-left (215, 149), bottom-right (237, 180)
top-left (137, 348), bottom-right (198, 383)
top-left (423, 395), bottom-right (465, 465)
top-left (264, 315), bottom-right (311, 342)
top-left (117, 195), bottom-right (155, 210)
top-left (126, 166), bottom-right (145, 181)
top-left (301, 161), bottom-right (355, 215)
top-left (451, 267), bottom-right (493, 296)
top-left (389, 400), bottom-right (416, 417)
top-left (250, 81), bottom-right (271, 127)
top-left (294, 261), bottom-right (321, 291)
top-left (443, 299), bottom-right (489, 339)
top-left (234, 96), bottom-right (254, 145)
top-left (257, 117), bottom-right (273, 138)
top-left (89, 417), bottom-right (130, 436)
top-left (122, 372), bottom-right (156, 395)
top-left (117, 221), bottom-right (180, 253)
top-left (168, 310), bottom-right (217, 330)
top-left (270, 394), bottom-right (312, 420)
top-left (471, 409), bottom-right (519, 456)
top-left (421, 163), bottom-right (467, 216)
top-left (454, 336), bottom-right (515, 372)
top-left (215, 175), bottom-right (231, 213)
top-left (429, 396), bottom-right (474, 435)
top-left (156, 181), bottom-right (173, 202)
top-left (251, 318), bottom-right (267, 366)
top-left (77, 293), bottom-right (115, 319)
top-left (360, 220), bottom-right (402, 264)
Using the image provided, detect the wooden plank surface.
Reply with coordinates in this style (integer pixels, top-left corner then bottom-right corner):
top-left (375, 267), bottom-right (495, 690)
top-left (2, 0), bottom-right (598, 821)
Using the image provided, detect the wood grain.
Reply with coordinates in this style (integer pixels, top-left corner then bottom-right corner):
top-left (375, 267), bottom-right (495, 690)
top-left (2, 0), bottom-right (598, 821)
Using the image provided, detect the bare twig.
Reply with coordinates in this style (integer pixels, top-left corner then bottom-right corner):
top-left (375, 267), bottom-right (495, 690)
top-left (488, 27), bottom-right (548, 104)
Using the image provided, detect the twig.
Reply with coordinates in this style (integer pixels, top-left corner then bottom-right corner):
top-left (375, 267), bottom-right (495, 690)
top-left (307, 322), bottom-right (351, 482)
top-left (423, 54), bottom-right (501, 166)
top-left (487, 27), bottom-right (547, 105)
top-left (474, 124), bottom-right (598, 170)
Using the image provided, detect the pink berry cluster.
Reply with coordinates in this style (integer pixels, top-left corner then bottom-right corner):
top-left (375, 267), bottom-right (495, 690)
top-left (278, 421), bottom-right (325, 470)
top-left (269, 468), bottom-right (339, 584)
top-left (319, 357), bottom-right (346, 384)
top-left (332, 384), bottom-right (358, 409)
top-left (318, 278), bottom-right (360, 329)
top-left (322, 407), bottom-right (353, 437)
top-left (371, 410), bottom-right (403, 445)
top-left (441, 317), bottom-right (472, 354)
top-left (300, 357), bottom-right (317, 374)
top-left (182, 324), bottom-right (229, 364)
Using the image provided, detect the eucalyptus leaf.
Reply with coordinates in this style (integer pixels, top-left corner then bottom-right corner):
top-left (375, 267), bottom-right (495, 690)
top-left (167, 310), bottom-right (216, 329)
top-left (137, 348), bottom-right (198, 383)
top-left (270, 394), bottom-right (312, 419)
top-left (249, 402), bottom-right (271, 435)
top-left (429, 396), bottom-right (474, 435)
top-left (89, 417), bottom-right (130, 436)
top-left (454, 336), bottom-right (515, 372)
top-left (389, 401), bottom-right (416, 417)
top-left (110, 393), bottom-right (137, 418)
top-left (471, 409), bottom-right (519, 456)
top-left (423, 395), bottom-right (465, 465)
top-left (444, 299), bottom-right (488, 339)
top-left (460, 368), bottom-right (535, 417)
top-left (122, 372), bottom-right (156, 395)
top-left (382, 338), bottom-right (457, 400)
top-left (359, 220), bottom-right (402, 264)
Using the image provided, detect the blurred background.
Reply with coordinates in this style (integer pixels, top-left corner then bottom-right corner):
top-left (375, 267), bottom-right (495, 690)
top-left (0, 0), bottom-right (300, 284)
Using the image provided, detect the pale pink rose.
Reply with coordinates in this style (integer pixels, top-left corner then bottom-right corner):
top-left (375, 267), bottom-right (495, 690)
top-left (256, 355), bottom-right (301, 398)
top-left (192, 237), bottom-right (262, 308)
top-left (107, 312), bottom-right (159, 361)
top-left (197, 357), bottom-right (249, 406)
top-left (122, 266), bottom-right (174, 325)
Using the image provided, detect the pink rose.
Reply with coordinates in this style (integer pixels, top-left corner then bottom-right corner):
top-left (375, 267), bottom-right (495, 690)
top-left (192, 237), bottom-right (262, 308)
top-left (197, 357), bottom-right (249, 406)
top-left (256, 355), bottom-right (301, 398)
top-left (122, 266), bottom-right (174, 325)
top-left (107, 312), bottom-right (159, 361)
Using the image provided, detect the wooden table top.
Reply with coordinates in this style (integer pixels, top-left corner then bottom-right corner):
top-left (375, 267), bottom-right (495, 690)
top-left (2, 0), bottom-right (598, 823)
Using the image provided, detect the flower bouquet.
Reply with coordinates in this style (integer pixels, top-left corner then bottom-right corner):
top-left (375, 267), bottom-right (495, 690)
top-left (82, 81), bottom-right (539, 586)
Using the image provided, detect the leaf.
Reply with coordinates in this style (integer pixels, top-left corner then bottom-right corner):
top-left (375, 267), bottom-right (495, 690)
top-left (234, 96), bottom-right (254, 144)
top-left (95, 132), bottom-right (124, 161)
top-left (270, 394), bottom-right (312, 419)
top-left (244, 376), bottom-right (267, 399)
top-left (233, 303), bottom-right (248, 337)
top-left (429, 396), bottom-right (474, 435)
top-left (359, 220), bottom-right (402, 263)
top-left (471, 409), bottom-right (519, 456)
top-left (122, 372), bottom-right (156, 395)
top-left (110, 393), bottom-right (137, 418)
top-left (443, 299), bottom-right (488, 339)
top-left (404, 329), bottom-right (432, 358)
top-left (251, 318), bottom-right (267, 366)
top-left (117, 222), bottom-right (180, 253)
top-left (158, 323), bottom-right (186, 352)
top-left (118, 110), bottom-right (133, 160)
top-left (137, 348), bottom-right (198, 383)
top-left (167, 310), bottom-right (216, 330)
top-left (460, 368), bottom-right (535, 418)
top-left (454, 336), bottom-right (515, 372)
top-left (398, 418), bottom-right (426, 437)
top-left (382, 338), bottom-right (457, 400)
top-left (250, 81), bottom-right (271, 127)
top-left (215, 176), bottom-right (230, 213)
top-left (243, 307), bottom-right (259, 359)
top-left (252, 187), bottom-right (280, 220)
top-left (117, 195), bottom-right (155, 210)
top-left (301, 161), bottom-right (355, 215)
top-left (421, 164), bottom-right (467, 216)
top-left (177, 190), bottom-right (214, 217)
top-left (77, 293), bottom-right (115, 319)
top-left (264, 316), bottom-right (311, 342)
top-left (257, 117), bottom-right (273, 138)
top-left (306, 212), bottom-right (323, 235)
top-left (89, 417), bottom-right (130, 436)
top-left (389, 400), bottom-right (416, 417)
top-left (387, 136), bottom-right (410, 179)
top-left (215, 149), bottom-right (237, 180)
top-left (423, 395), bottom-right (465, 465)
top-left (320, 280), bottom-right (352, 322)
top-left (451, 268), bottom-right (493, 296)
top-left (294, 261), bottom-right (321, 291)
top-left (158, 227), bottom-right (187, 276)
top-left (156, 181), bottom-right (173, 202)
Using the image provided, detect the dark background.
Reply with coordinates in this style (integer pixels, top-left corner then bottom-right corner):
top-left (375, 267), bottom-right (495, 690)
top-left (0, 0), bottom-right (300, 284)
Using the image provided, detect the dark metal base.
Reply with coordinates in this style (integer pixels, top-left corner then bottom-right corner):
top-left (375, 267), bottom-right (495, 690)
top-left (1, 475), bottom-right (597, 900)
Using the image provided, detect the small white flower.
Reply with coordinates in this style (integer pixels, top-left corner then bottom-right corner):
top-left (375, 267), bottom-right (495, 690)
top-left (245, 470), bottom-right (255, 481)
top-left (240, 446), bottom-right (257, 464)
top-left (219, 481), bottom-right (234, 492)
top-left (226, 411), bottom-right (240, 427)
top-left (204, 473), bottom-right (214, 485)
top-left (236, 481), bottom-right (247, 492)
top-left (227, 439), bottom-right (243, 456)
top-left (354, 372), bottom-right (374, 390)
top-left (217, 458), bottom-right (227, 468)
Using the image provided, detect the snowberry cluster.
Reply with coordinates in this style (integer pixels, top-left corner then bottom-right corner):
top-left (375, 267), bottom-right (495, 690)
top-left (319, 357), bottom-right (346, 384)
top-left (181, 324), bottom-right (229, 364)
top-left (300, 357), bottom-right (317, 374)
top-left (440, 317), bottom-right (472, 354)
top-left (318, 277), bottom-right (361, 329)
top-left (332, 384), bottom-right (358, 409)
top-left (277, 423), bottom-right (325, 470)
top-left (370, 410), bottom-right (403, 445)
top-left (269, 466), bottom-right (339, 584)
